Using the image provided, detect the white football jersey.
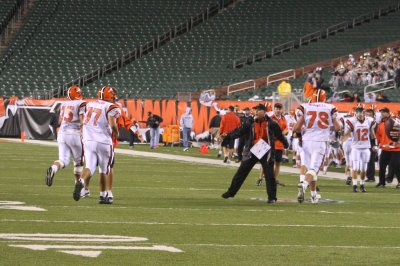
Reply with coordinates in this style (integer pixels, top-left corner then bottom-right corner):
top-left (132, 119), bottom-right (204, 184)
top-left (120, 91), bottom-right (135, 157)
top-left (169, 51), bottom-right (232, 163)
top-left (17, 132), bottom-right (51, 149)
top-left (297, 102), bottom-right (338, 141)
top-left (82, 100), bottom-right (121, 145)
top-left (58, 100), bottom-right (86, 135)
top-left (346, 117), bottom-right (374, 148)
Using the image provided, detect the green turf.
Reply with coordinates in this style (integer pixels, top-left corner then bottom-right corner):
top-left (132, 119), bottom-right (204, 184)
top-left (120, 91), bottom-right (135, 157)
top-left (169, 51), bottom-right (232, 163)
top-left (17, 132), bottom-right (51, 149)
top-left (0, 142), bottom-right (399, 265)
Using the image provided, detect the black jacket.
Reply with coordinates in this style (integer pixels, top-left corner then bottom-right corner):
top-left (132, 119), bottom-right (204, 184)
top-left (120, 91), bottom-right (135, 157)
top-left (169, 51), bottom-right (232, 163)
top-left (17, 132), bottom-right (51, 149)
top-left (146, 115), bottom-right (163, 128)
top-left (209, 115), bottom-right (221, 128)
top-left (226, 115), bottom-right (288, 162)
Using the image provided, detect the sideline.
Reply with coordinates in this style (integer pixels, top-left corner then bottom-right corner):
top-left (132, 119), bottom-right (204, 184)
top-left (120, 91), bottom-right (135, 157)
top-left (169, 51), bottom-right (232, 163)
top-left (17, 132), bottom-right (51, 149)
top-left (1, 138), bottom-right (348, 181)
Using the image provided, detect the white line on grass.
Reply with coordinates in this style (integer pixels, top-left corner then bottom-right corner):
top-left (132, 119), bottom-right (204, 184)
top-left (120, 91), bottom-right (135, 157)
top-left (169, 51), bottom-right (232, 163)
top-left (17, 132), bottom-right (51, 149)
top-left (174, 243), bottom-right (400, 250)
top-left (1, 219), bottom-right (400, 229)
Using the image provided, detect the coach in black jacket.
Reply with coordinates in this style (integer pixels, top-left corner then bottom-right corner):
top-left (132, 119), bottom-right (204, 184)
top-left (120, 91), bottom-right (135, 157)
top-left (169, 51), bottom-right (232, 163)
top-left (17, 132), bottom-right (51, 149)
top-left (221, 104), bottom-right (288, 203)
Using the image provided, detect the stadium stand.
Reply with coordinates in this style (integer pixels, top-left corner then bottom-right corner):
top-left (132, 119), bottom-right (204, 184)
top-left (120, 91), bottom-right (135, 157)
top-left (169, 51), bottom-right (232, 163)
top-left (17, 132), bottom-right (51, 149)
top-left (231, 11), bottom-right (400, 101)
top-left (0, 0), bottom-right (399, 100)
top-left (0, 0), bottom-right (18, 36)
top-left (0, 0), bottom-right (217, 97)
top-left (85, 0), bottom-right (400, 99)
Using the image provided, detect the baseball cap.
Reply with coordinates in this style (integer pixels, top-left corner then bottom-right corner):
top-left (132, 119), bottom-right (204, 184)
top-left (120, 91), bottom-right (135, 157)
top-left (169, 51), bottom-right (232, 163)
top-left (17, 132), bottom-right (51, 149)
top-left (255, 104), bottom-right (266, 111)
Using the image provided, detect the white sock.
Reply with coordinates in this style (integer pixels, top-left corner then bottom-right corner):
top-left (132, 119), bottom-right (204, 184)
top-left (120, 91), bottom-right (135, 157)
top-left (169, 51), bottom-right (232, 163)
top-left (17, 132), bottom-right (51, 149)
top-left (352, 179), bottom-right (357, 186)
top-left (302, 180), bottom-right (309, 190)
top-left (323, 165), bottom-right (328, 172)
top-left (360, 179), bottom-right (365, 185)
top-left (107, 191), bottom-right (113, 198)
top-left (51, 165), bottom-right (58, 173)
top-left (100, 191), bottom-right (106, 197)
top-left (310, 190), bottom-right (317, 197)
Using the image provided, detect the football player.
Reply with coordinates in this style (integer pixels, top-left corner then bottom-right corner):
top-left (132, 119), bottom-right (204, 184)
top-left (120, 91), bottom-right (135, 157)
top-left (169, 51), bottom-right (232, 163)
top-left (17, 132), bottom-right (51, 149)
top-left (341, 105), bottom-right (376, 192)
top-left (45, 85), bottom-right (86, 187)
top-left (73, 86), bottom-right (120, 204)
top-left (294, 90), bottom-right (342, 203)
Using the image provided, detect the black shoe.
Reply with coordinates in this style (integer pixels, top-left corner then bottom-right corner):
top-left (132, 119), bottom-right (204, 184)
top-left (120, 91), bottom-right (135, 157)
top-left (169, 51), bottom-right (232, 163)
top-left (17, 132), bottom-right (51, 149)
top-left (217, 153), bottom-right (222, 158)
top-left (102, 194), bottom-right (113, 204)
top-left (345, 177), bottom-right (352, 186)
top-left (386, 178), bottom-right (393, 184)
top-left (256, 178), bottom-right (263, 186)
top-left (353, 185), bottom-right (358, 192)
top-left (73, 181), bottom-right (83, 201)
top-left (375, 184), bottom-right (386, 188)
top-left (221, 192), bottom-right (234, 199)
top-left (267, 199), bottom-right (277, 204)
top-left (223, 156), bottom-right (228, 163)
top-left (360, 185), bottom-right (366, 193)
top-left (45, 167), bottom-right (55, 187)
top-left (98, 196), bottom-right (106, 204)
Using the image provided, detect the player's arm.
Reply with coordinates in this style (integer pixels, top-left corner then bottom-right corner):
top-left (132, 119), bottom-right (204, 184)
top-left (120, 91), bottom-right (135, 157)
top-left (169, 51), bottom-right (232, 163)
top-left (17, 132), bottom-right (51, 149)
top-left (341, 120), bottom-right (353, 143)
top-left (293, 115), bottom-right (304, 133)
top-left (108, 115), bottom-right (119, 137)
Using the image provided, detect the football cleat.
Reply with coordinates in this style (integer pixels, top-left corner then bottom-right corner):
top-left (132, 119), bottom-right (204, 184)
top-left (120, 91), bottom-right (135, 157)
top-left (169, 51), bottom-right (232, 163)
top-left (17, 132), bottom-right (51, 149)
top-left (360, 185), bottom-right (366, 193)
top-left (45, 167), bottom-right (55, 187)
top-left (98, 196), bottom-right (106, 204)
top-left (80, 188), bottom-right (90, 198)
top-left (345, 176), bottom-right (352, 185)
top-left (353, 185), bottom-right (358, 193)
top-left (297, 183), bottom-right (305, 203)
top-left (310, 194), bottom-right (321, 204)
top-left (256, 178), bottom-right (263, 186)
top-left (73, 180), bottom-right (84, 201)
top-left (221, 191), bottom-right (234, 199)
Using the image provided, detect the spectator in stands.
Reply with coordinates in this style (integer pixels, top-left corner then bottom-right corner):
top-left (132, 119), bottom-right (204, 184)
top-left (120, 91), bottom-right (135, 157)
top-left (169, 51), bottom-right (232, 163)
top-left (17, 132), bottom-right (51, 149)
top-left (376, 91), bottom-right (390, 103)
top-left (209, 111), bottom-right (222, 157)
top-left (277, 79), bottom-right (292, 97)
top-left (351, 92), bottom-right (361, 102)
top-left (146, 111), bottom-right (163, 149)
top-left (364, 92), bottom-right (376, 103)
top-left (180, 107), bottom-right (193, 151)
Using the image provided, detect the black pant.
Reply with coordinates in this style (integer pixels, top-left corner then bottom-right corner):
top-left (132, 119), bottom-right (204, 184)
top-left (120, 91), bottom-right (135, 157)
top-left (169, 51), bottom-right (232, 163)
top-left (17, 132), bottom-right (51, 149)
top-left (366, 149), bottom-right (377, 181)
top-left (237, 136), bottom-right (245, 160)
top-left (129, 132), bottom-right (135, 147)
top-left (378, 150), bottom-right (400, 185)
top-left (226, 153), bottom-right (276, 200)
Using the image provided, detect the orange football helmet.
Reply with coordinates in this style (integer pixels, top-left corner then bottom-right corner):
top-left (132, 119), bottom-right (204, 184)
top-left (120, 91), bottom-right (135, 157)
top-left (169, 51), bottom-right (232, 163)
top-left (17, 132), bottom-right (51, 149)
top-left (264, 102), bottom-right (272, 112)
top-left (67, 85), bottom-right (83, 100)
top-left (309, 89), bottom-right (326, 103)
top-left (98, 86), bottom-right (117, 102)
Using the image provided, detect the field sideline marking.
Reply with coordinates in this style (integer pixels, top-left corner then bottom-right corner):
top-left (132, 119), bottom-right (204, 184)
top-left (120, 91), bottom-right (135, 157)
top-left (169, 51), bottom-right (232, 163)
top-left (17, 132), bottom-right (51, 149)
top-left (1, 219), bottom-right (400, 229)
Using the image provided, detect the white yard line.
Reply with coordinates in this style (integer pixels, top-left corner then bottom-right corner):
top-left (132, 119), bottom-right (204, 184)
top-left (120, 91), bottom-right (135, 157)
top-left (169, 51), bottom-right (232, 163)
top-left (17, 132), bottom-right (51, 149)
top-left (1, 219), bottom-right (399, 229)
top-left (1, 138), bottom-right (347, 180)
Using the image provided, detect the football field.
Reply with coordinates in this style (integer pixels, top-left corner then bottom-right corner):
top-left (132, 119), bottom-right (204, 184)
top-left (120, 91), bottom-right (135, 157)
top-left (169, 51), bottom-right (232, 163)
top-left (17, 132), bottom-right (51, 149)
top-left (0, 141), bottom-right (399, 265)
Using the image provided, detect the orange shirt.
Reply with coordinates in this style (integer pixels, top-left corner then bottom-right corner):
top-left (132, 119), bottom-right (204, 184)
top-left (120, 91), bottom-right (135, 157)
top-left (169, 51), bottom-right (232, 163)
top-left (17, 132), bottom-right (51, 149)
top-left (270, 114), bottom-right (287, 150)
top-left (376, 119), bottom-right (400, 151)
top-left (220, 112), bottom-right (240, 134)
top-left (253, 120), bottom-right (269, 145)
top-left (112, 106), bottom-right (134, 147)
top-left (304, 81), bottom-right (315, 99)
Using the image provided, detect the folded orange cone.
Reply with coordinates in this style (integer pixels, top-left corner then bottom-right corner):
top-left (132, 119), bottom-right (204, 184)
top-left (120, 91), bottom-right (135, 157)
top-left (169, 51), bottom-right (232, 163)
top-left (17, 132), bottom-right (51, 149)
top-left (199, 144), bottom-right (209, 154)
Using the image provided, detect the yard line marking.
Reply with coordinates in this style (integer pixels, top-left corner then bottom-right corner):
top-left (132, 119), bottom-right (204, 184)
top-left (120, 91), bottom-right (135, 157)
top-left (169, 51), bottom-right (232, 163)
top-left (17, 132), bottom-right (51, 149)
top-left (58, 250), bottom-right (102, 258)
top-left (1, 219), bottom-right (400, 229)
top-left (0, 234), bottom-right (147, 242)
top-left (175, 243), bottom-right (400, 249)
top-left (10, 244), bottom-right (183, 253)
top-left (0, 201), bottom-right (46, 212)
